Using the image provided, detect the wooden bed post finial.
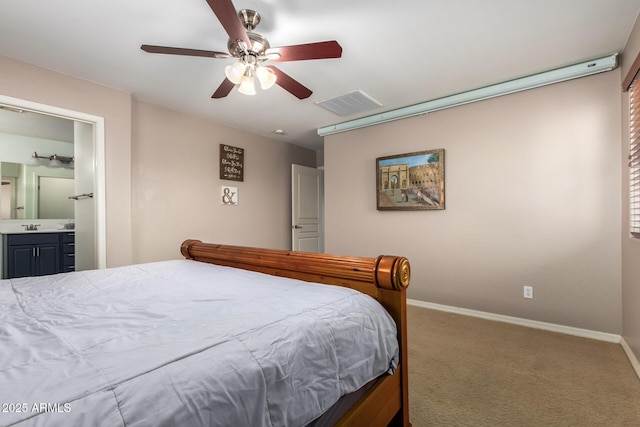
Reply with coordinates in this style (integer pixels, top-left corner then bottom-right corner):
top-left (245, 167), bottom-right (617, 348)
top-left (375, 256), bottom-right (411, 290)
top-left (180, 239), bottom-right (202, 259)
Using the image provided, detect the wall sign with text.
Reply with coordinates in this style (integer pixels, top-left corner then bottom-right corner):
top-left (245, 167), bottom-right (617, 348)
top-left (220, 144), bottom-right (244, 181)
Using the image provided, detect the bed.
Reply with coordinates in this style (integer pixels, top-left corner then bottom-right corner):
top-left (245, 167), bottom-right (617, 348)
top-left (0, 240), bottom-right (411, 427)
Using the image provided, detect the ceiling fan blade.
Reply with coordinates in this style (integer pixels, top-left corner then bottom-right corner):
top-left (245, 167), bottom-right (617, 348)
top-left (205, 0), bottom-right (252, 49)
top-left (212, 78), bottom-right (236, 99)
top-left (141, 44), bottom-right (230, 59)
top-left (266, 41), bottom-right (342, 62)
top-left (267, 66), bottom-right (312, 99)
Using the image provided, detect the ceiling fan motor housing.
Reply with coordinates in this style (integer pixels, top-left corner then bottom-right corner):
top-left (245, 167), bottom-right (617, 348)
top-left (226, 10), bottom-right (270, 57)
top-left (227, 31), bottom-right (270, 57)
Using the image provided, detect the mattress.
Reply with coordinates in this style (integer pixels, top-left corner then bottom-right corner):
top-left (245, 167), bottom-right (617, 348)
top-left (0, 259), bottom-right (399, 426)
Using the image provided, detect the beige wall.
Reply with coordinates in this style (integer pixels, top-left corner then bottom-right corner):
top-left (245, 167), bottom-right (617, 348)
top-left (131, 100), bottom-right (316, 263)
top-left (0, 55), bottom-right (133, 267)
top-left (325, 71), bottom-right (622, 334)
top-left (621, 18), bottom-right (640, 363)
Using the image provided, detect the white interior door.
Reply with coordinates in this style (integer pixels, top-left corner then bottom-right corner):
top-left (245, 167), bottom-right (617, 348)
top-left (292, 164), bottom-right (324, 253)
top-left (73, 121), bottom-right (96, 271)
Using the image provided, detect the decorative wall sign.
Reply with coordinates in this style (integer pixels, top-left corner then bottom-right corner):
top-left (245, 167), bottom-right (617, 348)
top-left (376, 148), bottom-right (445, 211)
top-left (221, 186), bottom-right (238, 205)
top-left (220, 144), bottom-right (244, 181)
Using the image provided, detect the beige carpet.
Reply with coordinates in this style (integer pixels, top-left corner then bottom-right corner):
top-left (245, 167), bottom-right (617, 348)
top-left (407, 305), bottom-right (640, 426)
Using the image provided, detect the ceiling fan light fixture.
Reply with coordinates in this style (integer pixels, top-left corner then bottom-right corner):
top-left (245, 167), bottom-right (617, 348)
top-left (238, 71), bottom-right (256, 95)
top-left (225, 61), bottom-right (246, 84)
top-left (255, 65), bottom-right (276, 90)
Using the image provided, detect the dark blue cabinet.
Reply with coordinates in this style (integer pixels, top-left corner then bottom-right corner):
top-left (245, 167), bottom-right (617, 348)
top-left (3, 233), bottom-right (73, 279)
top-left (61, 232), bottom-right (75, 273)
top-left (9, 245), bottom-right (37, 278)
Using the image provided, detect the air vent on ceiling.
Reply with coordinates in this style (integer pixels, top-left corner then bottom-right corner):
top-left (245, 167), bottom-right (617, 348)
top-left (315, 90), bottom-right (382, 117)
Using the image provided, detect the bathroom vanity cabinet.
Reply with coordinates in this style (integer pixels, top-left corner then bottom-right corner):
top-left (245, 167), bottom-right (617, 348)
top-left (3, 232), bottom-right (75, 278)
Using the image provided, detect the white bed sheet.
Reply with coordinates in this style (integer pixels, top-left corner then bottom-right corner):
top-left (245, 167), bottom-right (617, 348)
top-left (0, 259), bottom-right (399, 427)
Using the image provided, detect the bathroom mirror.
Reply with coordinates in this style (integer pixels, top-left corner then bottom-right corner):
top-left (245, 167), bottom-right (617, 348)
top-left (1, 161), bottom-right (74, 220)
top-left (0, 105), bottom-right (75, 222)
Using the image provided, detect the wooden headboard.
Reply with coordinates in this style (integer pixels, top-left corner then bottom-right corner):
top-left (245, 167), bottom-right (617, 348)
top-left (180, 240), bottom-right (411, 426)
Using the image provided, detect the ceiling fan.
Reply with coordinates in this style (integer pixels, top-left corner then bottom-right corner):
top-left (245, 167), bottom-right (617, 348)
top-left (141, 0), bottom-right (342, 100)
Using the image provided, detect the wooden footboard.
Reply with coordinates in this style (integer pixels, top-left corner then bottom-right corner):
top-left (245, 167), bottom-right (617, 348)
top-left (180, 240), bottom-right (411, 427)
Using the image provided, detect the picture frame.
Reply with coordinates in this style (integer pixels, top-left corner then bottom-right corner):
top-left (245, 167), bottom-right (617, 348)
top-left (221, 186), bottom-right (238, 205)
top-left (376, 149), bottom-right (445, 211)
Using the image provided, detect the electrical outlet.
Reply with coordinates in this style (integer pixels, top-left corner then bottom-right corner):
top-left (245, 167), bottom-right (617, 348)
top-left (523, 285), bottom-right (533, 299)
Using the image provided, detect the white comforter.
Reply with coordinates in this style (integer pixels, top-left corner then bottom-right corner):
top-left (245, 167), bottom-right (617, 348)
top-left (0, 260), bottom-right (399, 427)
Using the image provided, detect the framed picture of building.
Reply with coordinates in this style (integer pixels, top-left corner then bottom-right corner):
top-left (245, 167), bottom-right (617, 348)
top-left (376, 149), bottom-right (445, 211)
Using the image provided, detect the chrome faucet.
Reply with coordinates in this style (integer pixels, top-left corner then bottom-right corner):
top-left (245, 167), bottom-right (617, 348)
top-left (22, 224), bottom-right (40, 231)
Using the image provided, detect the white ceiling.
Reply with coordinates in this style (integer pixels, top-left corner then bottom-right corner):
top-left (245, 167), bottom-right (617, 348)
top-left (0, 0), bottom-right (639, 151)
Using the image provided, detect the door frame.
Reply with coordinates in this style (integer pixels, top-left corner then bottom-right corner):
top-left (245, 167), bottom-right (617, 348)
top-left (0, 94), bottom-right (106, 269)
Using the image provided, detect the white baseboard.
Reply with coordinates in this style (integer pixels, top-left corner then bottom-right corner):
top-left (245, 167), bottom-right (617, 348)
top-left (407, 299), bottom-right (621, 343)
top-left (620, 338), bottom-right (640, 380)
